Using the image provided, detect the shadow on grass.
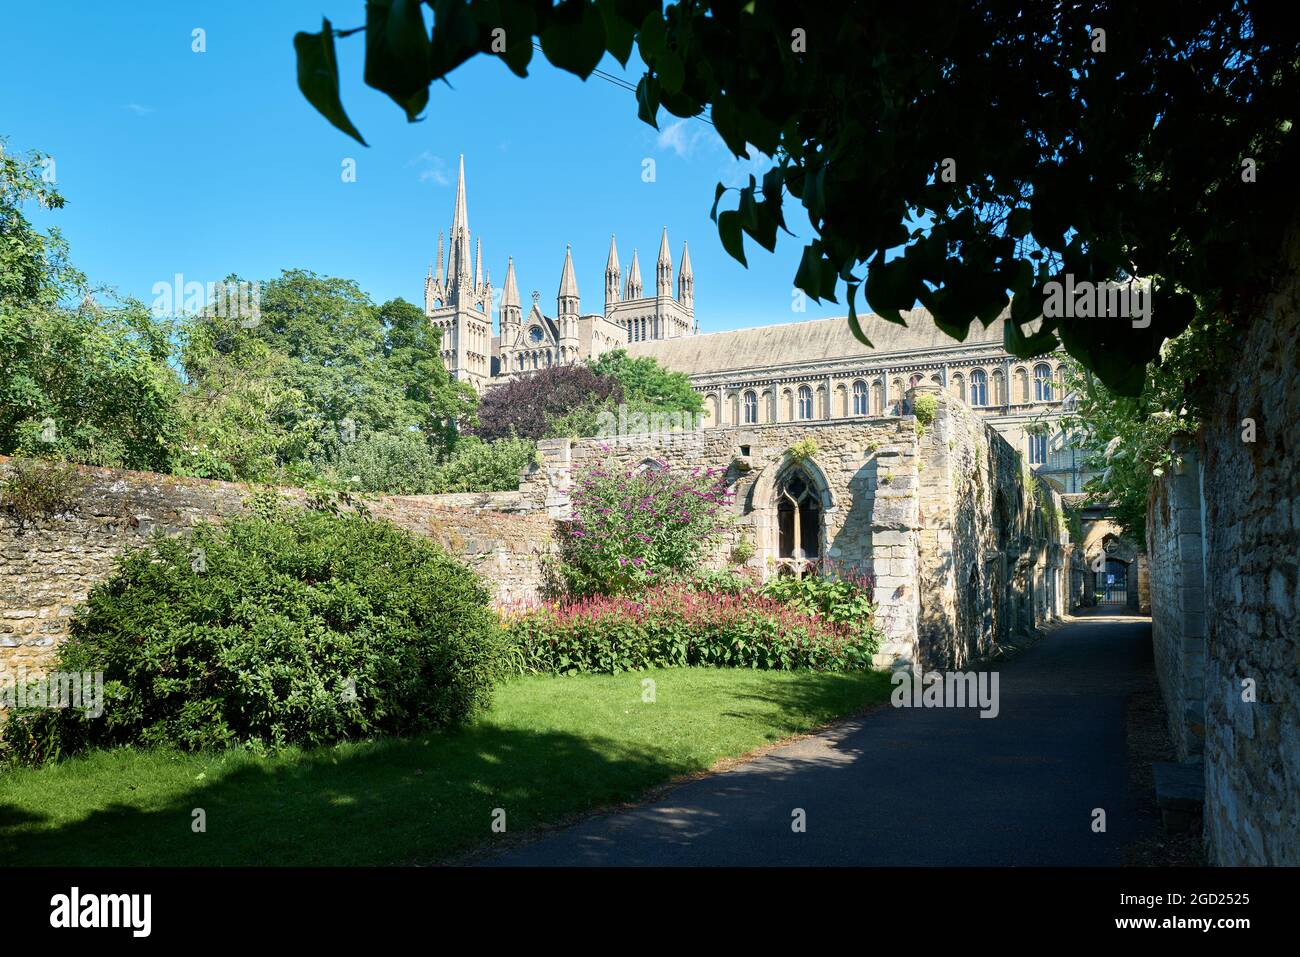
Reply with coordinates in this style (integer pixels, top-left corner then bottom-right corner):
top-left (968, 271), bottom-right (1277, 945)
top-left (0, 724), bottom-right (694, 867)
top-left (0, 669), bottom-right (893, 866)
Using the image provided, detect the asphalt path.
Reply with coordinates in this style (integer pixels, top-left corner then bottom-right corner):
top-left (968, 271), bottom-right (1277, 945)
top-left (487, 611), bottom-right (1155, 866)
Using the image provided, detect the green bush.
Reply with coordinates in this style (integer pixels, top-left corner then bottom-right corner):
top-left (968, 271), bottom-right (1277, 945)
top-left (427, 436), bottom-right (536, 493)
top-left (324, 429), bottom-right (440, 494)
top-left (758, 569), bottom-right (879, 642)
top-left (2, 507), bottom-right (505, 763)
top-left (504, 583), bottom-right (875, 675)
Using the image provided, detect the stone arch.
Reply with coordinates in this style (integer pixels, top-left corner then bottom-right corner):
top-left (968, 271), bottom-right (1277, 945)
top-left (705, 393), bottom-right (720, 426)
top-left (749, 452), bottom-right (837, 579)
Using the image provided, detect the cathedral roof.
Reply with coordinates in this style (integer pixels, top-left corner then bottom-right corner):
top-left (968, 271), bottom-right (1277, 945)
top-left (625, 309), bottom-right (1010, 377)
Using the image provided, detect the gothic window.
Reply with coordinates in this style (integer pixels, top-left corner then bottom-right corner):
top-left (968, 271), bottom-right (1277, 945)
top-left (992, 369), bottom-right (1006, 405)
top-left (777, 469), bottom-right (822, 561)
top-left (970, 369), bottom-right (988, 406)
top-left (852, 380), bottom-right (867, 415)
top-left (797, 385), bottom-right (814, 420)
top-left (743, 390), bottom-right (758, 423)
top-left (1014, 367), bottom-right (1029, 403)
top-left (1028, 432), bottom-right (1048, 465)
top-left (952, 372), bottom-right (966, 402)
top-left (871, 380), bottom-right (884, 415)
top-left (1034, 363), bottom-right (1055, 401)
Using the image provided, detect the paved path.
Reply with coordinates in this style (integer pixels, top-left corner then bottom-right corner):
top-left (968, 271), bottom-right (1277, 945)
top-left (488, 611), bottom-right (1156, 866)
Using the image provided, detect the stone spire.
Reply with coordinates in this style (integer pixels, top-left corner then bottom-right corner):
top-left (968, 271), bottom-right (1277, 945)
top-left (678, 241), bottom-right (694, 308)
top-left (605, 234), bottom-right (621, 310)
top-left (656, 227), bottom-right (673, 297)
top-left (501, 256), bottom-right (520, 306)
top-left (558, 244), bottom-right (580, 315)
top-left (474, 236), bottom-right (483, 291)
top-left (445, 154), bottom-right (472, 303)
top-left (625, 248), bottom-right (643, 299)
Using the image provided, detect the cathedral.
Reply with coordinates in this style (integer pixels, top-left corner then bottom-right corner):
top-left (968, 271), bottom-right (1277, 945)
top-left (424, 157), bottom-right (1086, 493)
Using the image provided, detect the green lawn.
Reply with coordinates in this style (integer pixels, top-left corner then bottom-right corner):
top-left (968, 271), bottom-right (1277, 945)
top-left (0, 667), bottom-right (890, 865)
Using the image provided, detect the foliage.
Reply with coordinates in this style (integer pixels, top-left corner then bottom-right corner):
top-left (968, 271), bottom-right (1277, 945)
top-left (913, 393), bottom-right (937, 431)
top-left (426, 436), bottom-right (537, 494)
top-left (475, 364), bottom-right (622, 442)
top-left (558, 459), bottom-right (733, 596)
top-left (318, 429), bottom-right (440, 494)
top-left (0, 139), bottom-right (72, 309)
top-left (0, 457), bottom-right (86, 526)
top-left (297, 3), bottom-right (1300, 396)
top-left (175, 278), bottom-right (475, 482)
top-left (787, 438), bottom-right (818, 462)
top-left (1, 298), bottom-right (180, 472)
top-left (758, 566), bottom-right (879, 640)
top-left (1059, 313), bottom-right (1235, 540)
top-left (504, 583), bottom-right (876, 675)
top-left (588, 349), bottom-right (704, 415)
top-left (1, 507), bottom-right (506, 763)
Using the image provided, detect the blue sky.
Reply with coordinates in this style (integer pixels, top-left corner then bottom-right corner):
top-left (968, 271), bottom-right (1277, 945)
top-left (1, 1), bottom-right (847, 332)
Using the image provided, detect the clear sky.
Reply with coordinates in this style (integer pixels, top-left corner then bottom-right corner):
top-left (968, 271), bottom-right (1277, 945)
top-left (1, 1), bottom-right (848, 332)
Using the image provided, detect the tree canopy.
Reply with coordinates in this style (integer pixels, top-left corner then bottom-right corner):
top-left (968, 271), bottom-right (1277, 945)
top-left (295, 1), bottom-right (1300, 395)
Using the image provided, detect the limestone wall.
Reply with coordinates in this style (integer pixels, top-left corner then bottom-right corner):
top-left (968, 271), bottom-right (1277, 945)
top-left (0, 457), bottom-right (555, 677)
top-left (546, 383), bottom-right (1068, 671)
top-left (1197, 224), bottom-right (1300, 865)
top-left (1146, 436), bottom-right (1208, 762)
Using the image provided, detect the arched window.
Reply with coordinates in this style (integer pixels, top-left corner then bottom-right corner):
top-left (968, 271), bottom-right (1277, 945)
top-left (992, 369), bottom-right (1005, 405)
top-left (852, 380), bottom-right (867, 415)
top-left (1034, 363), bottom-right (1055, 401)
top-left (871, 380), bottom-right (884, 415)
top-left (1014, 367), bottom-right (1029, 403)
top-left (743, 390), bottom-right (758, 424)
top-left (1028, 432), bottom-right (1048, 465)
top-left (777, 469), bottom-right (821, 561)
top-left (952, 372), bottom-right (966, 402)
top-left (890, 379), bottom-right (903, 413)
top-left (909, 373), bottom-right (924, 388)
top-left (797, 385), bottom-right (814, 420)
top-left (970, 369), bottom-right (988, 406)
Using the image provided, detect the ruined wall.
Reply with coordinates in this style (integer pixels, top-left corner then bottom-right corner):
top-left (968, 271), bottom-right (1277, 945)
top-left (1146, 436), bottom-right (1207, 762)
top-left (549, 384), bottom-right (1068, 672)
top-left (913, 383), bottom-right (1068, 669)
top-left (1197, 225), bottom-right (1300, 866)
top-left (0, 457), bottom-right (555, 677)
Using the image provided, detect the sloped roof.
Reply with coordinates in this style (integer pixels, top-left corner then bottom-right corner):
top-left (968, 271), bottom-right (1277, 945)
top-left (626, 308), bottom-right (1008, 377)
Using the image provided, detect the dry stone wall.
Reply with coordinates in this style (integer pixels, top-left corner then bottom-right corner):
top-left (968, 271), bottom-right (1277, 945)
top-left (0, 457), bottom-right (555, 677)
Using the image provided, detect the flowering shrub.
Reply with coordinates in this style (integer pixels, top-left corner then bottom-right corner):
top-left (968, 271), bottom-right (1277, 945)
top-left (558, 460), bottom-right (734, 596)
top-left (505, 583), bottom-right (876, 674)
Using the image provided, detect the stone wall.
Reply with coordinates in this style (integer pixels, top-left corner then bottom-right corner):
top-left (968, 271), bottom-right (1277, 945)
top-left (1146, 436), bottom-right (1207, 762)
top-left (544, 382), bottom-right (1068, 671)
top-left (1196, 224), bottom-right (1300, 866)
top-left (0, 457), bottom-right (555, 677)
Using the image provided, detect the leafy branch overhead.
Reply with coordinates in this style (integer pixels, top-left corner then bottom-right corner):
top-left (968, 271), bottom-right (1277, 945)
top-left (294, 1), bottom-right (1300, 396)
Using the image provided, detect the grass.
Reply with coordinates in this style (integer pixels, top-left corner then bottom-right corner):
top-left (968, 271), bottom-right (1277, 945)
top-left (0, 667), bottom-right (891, 866)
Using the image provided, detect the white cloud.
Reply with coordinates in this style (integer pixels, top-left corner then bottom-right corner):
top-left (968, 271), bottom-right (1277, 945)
top-left (125, 103), bottom-right (154, 115)
top-left (655, 119), bottom-right (712, 158)
top-left (408, 150), bottom-right (450, 187)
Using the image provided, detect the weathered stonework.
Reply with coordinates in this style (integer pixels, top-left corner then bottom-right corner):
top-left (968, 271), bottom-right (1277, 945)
top-left (1146, 436), bottom-right (1208, 762)
top-left (542, 383), bottom-right (1069, 671)
top-left (0, 457), bottom-right (556, 678)
top-left (1197, 225), bottom-right (1300, 866)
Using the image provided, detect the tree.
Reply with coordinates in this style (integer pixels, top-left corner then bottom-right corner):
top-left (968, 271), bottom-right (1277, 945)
top-left (1059, 313), bottom-right (1235, 541)
top-left (294, 2), bottom-right (1300, 395)
top-left (475, 364), bottom-right (622, 442)
top-left (175, 273), bottom-right (476, 482)
top-left (1, 141), bottom-right (179, 471)
top-left (588, 349), bottom-right (703, 414)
